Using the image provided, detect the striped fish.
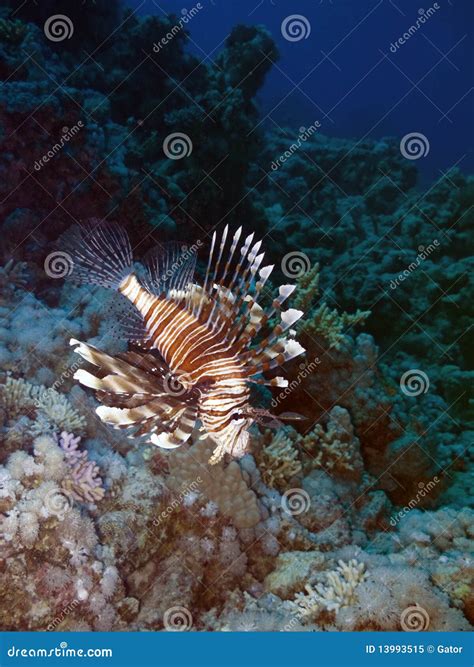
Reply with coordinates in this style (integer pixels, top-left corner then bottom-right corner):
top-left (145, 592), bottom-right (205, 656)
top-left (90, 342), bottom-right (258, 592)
top-left (64, 221), bottom-right (305, 464)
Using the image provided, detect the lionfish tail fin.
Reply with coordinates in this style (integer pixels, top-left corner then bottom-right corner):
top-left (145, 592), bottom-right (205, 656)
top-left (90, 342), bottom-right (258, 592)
top-left (61, 220), bottom-right (133, 289)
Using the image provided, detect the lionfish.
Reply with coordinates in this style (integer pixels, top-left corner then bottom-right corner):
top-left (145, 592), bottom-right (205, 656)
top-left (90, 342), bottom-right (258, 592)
top-left (64, 221), bottom-right (306, 464)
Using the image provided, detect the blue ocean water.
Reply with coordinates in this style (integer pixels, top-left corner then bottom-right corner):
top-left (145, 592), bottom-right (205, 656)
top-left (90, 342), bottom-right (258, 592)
top-left (126, 0), bottom-right (474, 185)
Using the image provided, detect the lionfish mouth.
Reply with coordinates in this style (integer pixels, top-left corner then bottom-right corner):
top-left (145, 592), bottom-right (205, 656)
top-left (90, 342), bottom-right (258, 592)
top-left (63, 221), bottom-right (306, 464)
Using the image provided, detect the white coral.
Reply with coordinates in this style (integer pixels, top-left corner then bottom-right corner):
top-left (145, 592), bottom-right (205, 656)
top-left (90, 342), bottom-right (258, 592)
top-left (2, 377), bottom-right (86, 435)
top-left (292, 559), bottom-right (367, 618)
top-left (100, 565), bottom-right (119, 599)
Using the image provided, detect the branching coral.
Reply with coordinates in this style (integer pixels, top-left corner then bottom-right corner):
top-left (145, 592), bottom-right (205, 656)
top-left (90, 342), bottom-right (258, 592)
top-left (292, 263), bottom-right (370, 350)
top-left (290, 559), bottom-right (367, 618)
top-left (297, 406), bottom-right (364, 480)
top-left (58, 431), bottom-right (105, 503)
top-left (256, 431), bottom-right (302, 490)
top-left (1, 377), bottom-right (86, 435)
top-left (304, 303), bottom-right (371, 351)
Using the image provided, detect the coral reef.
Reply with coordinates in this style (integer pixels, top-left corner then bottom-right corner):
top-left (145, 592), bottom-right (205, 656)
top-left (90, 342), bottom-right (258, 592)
top-left (0, 376), bottom-right (87, 464)
top-left (0, 274), bottom-right (472, 632)
top-left (0, 0), bottom-right (471, 635)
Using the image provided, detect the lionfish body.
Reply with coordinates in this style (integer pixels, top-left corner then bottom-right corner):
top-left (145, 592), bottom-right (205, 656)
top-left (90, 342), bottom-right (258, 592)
top-left (65, 222), bottom-right (305, 463)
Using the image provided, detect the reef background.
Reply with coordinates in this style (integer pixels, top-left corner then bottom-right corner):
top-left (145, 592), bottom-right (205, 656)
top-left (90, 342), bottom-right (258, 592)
top-left (0, 0), bottom-right (472, 632)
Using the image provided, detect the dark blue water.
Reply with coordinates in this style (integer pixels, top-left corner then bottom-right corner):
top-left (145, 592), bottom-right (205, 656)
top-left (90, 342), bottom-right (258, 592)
top-left (126, 0), bottom-right (473, 185)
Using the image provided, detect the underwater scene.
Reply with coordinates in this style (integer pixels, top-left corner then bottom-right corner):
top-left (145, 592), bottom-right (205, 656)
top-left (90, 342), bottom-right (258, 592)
top-left (0, 0), bottom-right (473, 637)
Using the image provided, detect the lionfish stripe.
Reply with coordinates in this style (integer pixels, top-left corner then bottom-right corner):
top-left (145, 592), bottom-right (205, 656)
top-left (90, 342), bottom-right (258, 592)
top-left (169, 319), bottom-right (208, 364)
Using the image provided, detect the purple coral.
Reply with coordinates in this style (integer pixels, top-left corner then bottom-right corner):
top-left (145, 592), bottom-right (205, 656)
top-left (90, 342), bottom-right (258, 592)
top-left (58, 431), bottom-right (105, 504)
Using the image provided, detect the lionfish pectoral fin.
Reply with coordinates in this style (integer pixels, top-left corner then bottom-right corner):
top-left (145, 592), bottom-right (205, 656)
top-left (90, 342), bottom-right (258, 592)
top-left (71, 339), bottom-right (158, 394)
top-left (96, 405), bottom-right (136, 426)
top-left (105, 292), bottom-right (150, 344)
top-left (150, 433), bottom-right (182, 449)
top-left (149, 404), bottom-right (197, 449)
top-left (71, 338), bottom-right (198, 444)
